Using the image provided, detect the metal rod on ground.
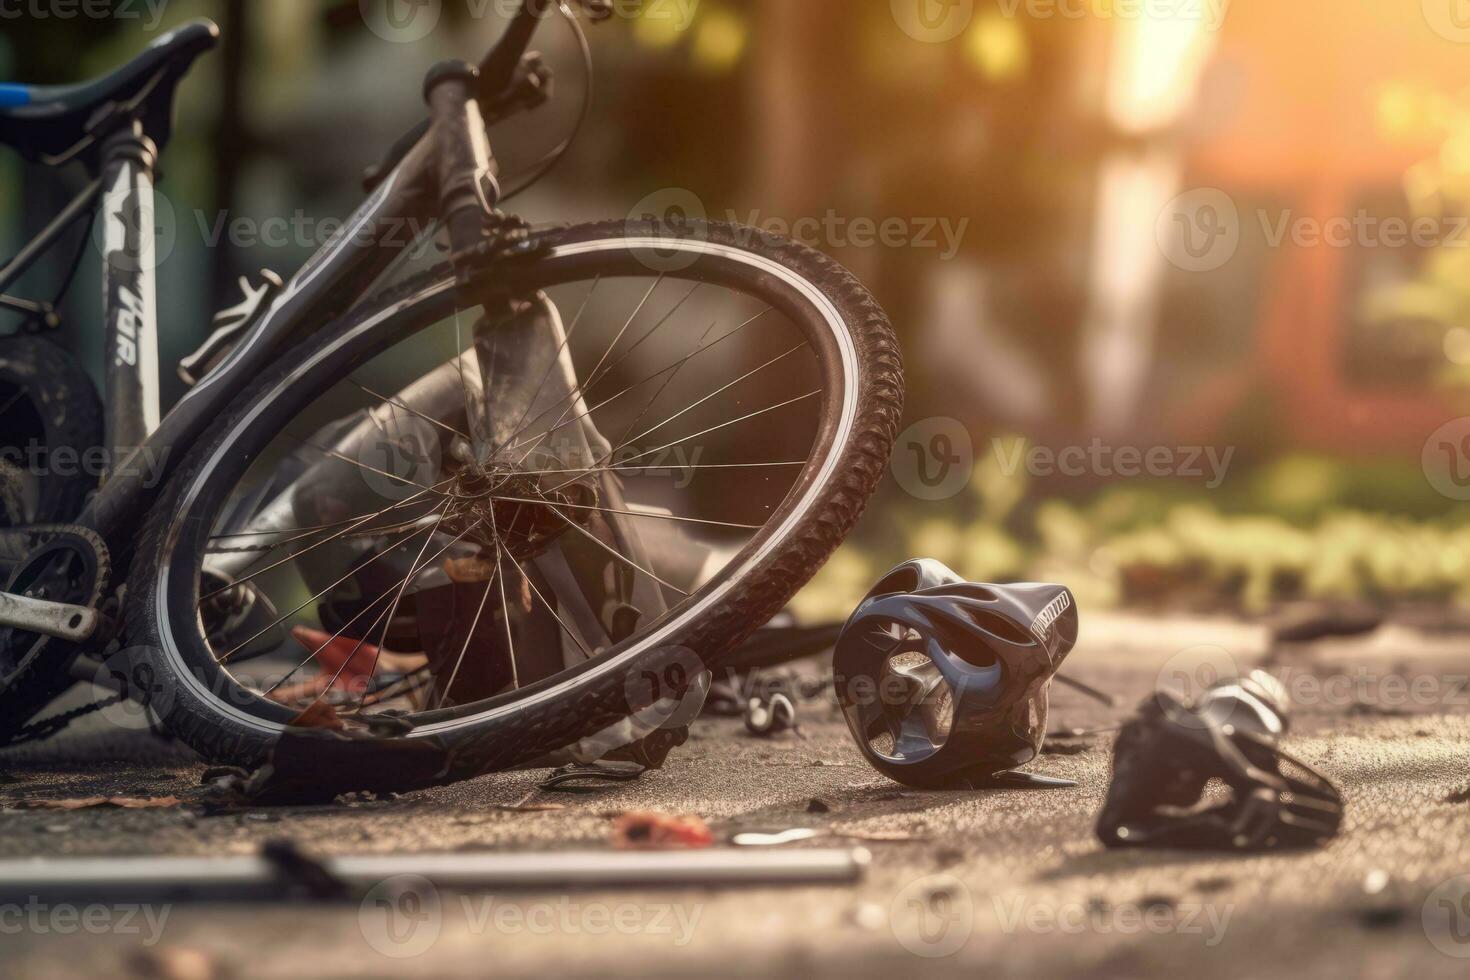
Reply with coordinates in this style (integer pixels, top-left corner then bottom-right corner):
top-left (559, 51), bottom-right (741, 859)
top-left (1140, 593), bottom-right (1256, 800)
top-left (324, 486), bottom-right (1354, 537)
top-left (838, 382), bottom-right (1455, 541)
top-left (0, 849), bottom-right (870, 902)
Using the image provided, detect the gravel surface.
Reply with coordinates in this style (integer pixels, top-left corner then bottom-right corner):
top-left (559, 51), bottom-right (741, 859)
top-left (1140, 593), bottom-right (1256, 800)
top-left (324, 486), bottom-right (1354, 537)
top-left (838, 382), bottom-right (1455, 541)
top-left (1, 613), bottom-right (1468, 979)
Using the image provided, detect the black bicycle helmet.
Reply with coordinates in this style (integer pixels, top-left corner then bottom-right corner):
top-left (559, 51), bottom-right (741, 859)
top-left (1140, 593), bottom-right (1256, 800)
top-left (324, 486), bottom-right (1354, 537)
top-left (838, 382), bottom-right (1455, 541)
top-left (833, 559), bottom-right (1079, 789)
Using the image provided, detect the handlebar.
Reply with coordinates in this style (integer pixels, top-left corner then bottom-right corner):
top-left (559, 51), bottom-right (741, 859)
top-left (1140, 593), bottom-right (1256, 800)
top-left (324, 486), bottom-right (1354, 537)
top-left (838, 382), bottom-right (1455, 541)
top-left (364, 0), bottom-right (599, 193)
top-left (479, 0), bottom-right (608, 103)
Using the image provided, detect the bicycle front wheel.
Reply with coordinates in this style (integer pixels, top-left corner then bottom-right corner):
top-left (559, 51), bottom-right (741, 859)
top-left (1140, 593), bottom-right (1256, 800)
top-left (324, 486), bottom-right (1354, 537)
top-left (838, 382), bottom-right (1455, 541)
top-left (127, 220), bottom-right (903, 769)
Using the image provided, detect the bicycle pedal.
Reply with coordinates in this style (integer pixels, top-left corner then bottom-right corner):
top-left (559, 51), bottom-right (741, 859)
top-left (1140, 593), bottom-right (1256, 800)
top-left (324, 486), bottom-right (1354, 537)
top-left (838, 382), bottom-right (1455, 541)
top-left (178, 269), bottom-right (284, 387)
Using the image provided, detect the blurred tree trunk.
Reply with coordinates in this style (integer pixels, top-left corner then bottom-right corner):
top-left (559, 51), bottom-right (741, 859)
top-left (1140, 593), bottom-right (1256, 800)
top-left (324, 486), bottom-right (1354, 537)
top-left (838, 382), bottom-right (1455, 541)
top-left (209, 0), bottom-right (248, 309)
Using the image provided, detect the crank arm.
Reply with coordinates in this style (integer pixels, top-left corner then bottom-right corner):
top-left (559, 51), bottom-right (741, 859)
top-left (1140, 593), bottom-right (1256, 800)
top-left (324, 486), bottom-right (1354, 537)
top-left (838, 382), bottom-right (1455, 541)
top-left (0, 591), bottom-right (99, 642)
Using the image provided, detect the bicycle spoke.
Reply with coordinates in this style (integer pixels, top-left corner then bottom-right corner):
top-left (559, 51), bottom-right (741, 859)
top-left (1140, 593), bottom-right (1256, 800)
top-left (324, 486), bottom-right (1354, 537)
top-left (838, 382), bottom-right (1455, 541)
top-left (362, 508), bottom-right (462, 685)
top-left (496, 276), bottom-right (675, 459)
top-left (454, 308), bottom-right (487, 458)
top-left (200, 489), bottom-right (447, 601)
top-left (262, 587), bottom-right (397, 698)
top-left (499, 304), bottom-right (773, 464)
top-left (542, 340), bottom-right (809, 496)
top-left (609, 317), bottom-right (721, 456)
top-left (351, 380), bottom-right (471, 443)
top-left (491, 494), bottom-right (762, 531)
top-left (486, 500), bottom-right (519, 691)
top-left (495, 276), bottom-right (599, 455)
top-left (544, 506), bottom-right (688, 596)
top-left (214, 499), bottom-right (455, 664)
top-left (509, 550), bottom-right (594, 661)
top-left (502, 351), bottom-right (698, 468)
top-left (301, 514), bottom-right (480, 702)
top-left (207, 487), bottom-right (441, 544)
top-left (435, 568), bottom-right (498, 709)
top-left (505, 460), bottom-right (809, 479)
top-left (296, 440), bottom-right (447, 496)
top-left (606, 390), bottom-right (822, 471)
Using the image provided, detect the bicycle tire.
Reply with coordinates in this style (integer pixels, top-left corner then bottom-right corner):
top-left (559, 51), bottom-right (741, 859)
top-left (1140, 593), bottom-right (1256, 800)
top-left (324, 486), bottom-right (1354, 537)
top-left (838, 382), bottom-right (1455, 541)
top-left (126, 220), bottom-right (904, 769)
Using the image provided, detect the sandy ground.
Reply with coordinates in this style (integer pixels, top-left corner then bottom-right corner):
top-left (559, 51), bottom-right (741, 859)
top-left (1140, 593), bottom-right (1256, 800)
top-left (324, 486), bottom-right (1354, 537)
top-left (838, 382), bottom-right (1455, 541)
top-left (1, 612), bottom-right (1468, 979)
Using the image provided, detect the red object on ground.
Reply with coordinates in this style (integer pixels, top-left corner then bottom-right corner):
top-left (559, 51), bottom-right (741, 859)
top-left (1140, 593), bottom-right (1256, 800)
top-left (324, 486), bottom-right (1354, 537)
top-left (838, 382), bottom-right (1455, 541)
top-left (291, 626), bottom-right (381, 690)
top-left (610, 811), bottom-right (715, 851)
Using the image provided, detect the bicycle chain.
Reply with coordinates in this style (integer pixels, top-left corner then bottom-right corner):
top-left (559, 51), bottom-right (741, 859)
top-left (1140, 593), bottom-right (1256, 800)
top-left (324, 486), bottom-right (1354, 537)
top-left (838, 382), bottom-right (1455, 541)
top-left (3, 691), bottom-right (124, 747)
top-left (0, 524), bottom-right (114, 748)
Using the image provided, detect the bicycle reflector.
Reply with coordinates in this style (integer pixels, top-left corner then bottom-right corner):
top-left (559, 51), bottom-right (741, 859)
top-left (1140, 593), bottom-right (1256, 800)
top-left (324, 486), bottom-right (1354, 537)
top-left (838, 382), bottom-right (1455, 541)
top-left (833, 559), bottom-right (1080, 790)
top-left (1096, 671), bottom-right (1344, 852)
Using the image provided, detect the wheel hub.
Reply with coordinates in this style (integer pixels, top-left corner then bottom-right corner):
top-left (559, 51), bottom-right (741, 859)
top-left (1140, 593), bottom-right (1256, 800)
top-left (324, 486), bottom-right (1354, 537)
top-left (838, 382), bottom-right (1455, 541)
top-left (449, 464), bottom-right (600, 562)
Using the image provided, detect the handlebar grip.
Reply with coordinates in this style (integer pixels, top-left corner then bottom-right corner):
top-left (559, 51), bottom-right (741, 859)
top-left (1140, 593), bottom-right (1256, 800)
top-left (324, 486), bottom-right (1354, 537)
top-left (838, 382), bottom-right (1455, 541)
top-left (425, 61), bottom-right (497, 269)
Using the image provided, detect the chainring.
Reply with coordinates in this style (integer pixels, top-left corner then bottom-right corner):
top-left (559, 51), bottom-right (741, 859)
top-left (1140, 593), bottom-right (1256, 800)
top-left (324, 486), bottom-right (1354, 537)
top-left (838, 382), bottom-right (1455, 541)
top-left (0, 525), bottom-right (110, 745)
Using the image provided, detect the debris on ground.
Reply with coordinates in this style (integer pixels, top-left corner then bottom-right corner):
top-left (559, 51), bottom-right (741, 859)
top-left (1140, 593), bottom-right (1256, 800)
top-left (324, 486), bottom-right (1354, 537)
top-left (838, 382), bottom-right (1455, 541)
top-left (1097, 671), bottom-right (1344, 851)
top-left (731, 828), bottom-right (822, 847)
top-left (201, 728), bottom-right (454, 806)
top-left (610, 811), bottom-right (714, 850)
top-left (540, 761), bottom-right (649, 791)
top-left (730, 826), bottom-right (927, 847)
top-left (746, 694), bottom-right (800, 738)
top-left (1267, 601), bottom-right (1385, 646)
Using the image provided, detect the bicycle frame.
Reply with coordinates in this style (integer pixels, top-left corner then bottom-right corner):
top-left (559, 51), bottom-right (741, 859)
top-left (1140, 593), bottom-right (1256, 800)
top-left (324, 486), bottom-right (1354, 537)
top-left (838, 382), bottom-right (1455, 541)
top-left (82, 124), bottom-right (443, 558)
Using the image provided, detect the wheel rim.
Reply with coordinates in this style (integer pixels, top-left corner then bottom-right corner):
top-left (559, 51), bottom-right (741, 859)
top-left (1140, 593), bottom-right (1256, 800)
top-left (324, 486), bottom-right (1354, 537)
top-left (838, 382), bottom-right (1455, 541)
top-left (156, 237), bottom-right (861, 738)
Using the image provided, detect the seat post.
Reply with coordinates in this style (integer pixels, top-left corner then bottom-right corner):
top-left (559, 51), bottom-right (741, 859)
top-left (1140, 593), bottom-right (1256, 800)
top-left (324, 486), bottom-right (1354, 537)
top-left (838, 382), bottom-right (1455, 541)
top-left (97, 120), bottom-right (163, 472)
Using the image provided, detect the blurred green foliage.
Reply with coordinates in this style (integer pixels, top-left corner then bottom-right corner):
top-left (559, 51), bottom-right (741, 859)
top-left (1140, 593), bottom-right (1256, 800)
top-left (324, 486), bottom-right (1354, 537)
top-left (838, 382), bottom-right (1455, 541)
top-left (794, 438), bottom-right (1470, 621)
